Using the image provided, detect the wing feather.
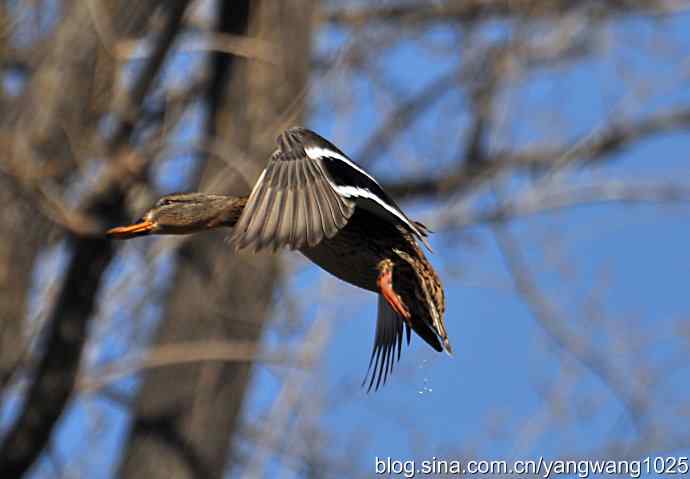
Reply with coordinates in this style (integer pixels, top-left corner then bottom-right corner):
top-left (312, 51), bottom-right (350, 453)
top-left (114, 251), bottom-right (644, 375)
top-left (259, 164), bottom-right (285, 250)
top-left (232, 128), bottom-right (355, 252)
top-left (363, 295), bottom-right (408, 392)
top-left (276, 161), bottom-right (295, 249)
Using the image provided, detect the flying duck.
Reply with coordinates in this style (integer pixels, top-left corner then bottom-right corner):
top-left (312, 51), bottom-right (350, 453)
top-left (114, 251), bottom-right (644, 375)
top-left (107, 127), bottom-right (452, 390)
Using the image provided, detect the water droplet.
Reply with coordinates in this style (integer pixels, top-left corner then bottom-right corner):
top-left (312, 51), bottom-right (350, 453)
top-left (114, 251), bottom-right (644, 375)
top-left (417, 366), bottom-right (433, 396)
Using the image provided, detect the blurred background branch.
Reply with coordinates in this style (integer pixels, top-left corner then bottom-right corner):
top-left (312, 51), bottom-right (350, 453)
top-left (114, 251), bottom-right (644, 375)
top-left (0, 1), bottom-right (689, 478)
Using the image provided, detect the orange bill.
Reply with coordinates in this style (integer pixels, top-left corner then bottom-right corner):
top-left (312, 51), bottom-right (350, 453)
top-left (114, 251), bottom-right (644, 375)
top-left (106, 220), bottom-right (155, 239)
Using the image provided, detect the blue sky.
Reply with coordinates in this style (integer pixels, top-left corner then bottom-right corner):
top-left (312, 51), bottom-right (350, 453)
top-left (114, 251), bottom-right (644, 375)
top-left (8, 4), bottom-right (690, 478)
top-left (240, 9), bottom-right (690, 476)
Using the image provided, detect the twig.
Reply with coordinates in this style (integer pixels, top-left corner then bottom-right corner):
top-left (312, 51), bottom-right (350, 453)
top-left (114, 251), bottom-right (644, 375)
top-left (443, 181), bottom-right (690, 229)
top-left (490, 223), bottom-right (650, 435)
top-left (384, 107), bottom-right (690, 200)
top-left (79, 340), bottom-right (310, 395)
top-left (0, 2), bottom-right (191, 475)
top-left (116, 33), bottom-right (281, 65)
top-left (323, 1), bottom-right (690, 26)
top-left (243, 310), bottom-right (332, 478)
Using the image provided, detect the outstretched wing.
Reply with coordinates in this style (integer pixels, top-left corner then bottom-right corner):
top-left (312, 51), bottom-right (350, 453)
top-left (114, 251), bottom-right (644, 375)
top-left (234, 127), bottom-right (432, 253)
top-left (298, 129), bottom-right (433, 251)
top-left (232, 128), bottom-right (355, 252)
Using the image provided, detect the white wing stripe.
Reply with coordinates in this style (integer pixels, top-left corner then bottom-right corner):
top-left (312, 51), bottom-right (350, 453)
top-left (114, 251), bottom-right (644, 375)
top-left (331, 184), bottom-right (417, 233)
top-left (304, 146), bottom-right (379, 185)
top-left (306, 144), bottom-right (430, 249)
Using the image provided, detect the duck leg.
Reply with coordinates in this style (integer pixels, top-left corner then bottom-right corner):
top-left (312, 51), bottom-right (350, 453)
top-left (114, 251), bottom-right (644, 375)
top-left (377, 259), bottom-right (411, 325)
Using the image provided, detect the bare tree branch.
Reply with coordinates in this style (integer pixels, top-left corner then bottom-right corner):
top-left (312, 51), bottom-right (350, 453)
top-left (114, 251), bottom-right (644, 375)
top-left (491, 224), bottom-right (650, 435)
top-left (385, 107), bottom-right (690, 200)
top-left (323, 0), bottom-right (688, 26)
top-left (79, 340), bottom-right (312, 395)
top-left (443, 180), bottom-right (690, 229)
top-left (0, 2), bottom-right (190, 475)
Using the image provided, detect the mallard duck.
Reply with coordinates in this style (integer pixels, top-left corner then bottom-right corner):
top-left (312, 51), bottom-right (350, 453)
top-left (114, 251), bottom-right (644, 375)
top-left (108, 127), bottom-right (451, 390)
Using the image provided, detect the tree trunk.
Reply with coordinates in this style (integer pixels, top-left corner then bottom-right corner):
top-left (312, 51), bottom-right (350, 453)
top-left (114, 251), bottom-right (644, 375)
top-left (117, 2), bottom-right (315, 477)
top-left (0, 2), bottom-right (170, 475)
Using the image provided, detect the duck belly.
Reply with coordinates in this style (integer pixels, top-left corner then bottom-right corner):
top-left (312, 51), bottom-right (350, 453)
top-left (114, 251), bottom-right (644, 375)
top-left (299, 233), bottom-right (381, 293)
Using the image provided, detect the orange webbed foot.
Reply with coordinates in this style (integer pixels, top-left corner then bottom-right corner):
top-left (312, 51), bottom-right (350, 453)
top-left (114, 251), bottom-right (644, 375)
top-left (377, 259), bottom-right (411, 324)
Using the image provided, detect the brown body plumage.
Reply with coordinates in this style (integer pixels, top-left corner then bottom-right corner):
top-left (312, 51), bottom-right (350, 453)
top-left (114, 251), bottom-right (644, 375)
top-left (107, 127), bottom-right (451, 390)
